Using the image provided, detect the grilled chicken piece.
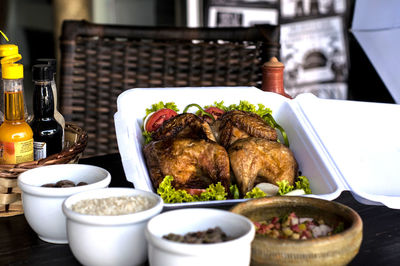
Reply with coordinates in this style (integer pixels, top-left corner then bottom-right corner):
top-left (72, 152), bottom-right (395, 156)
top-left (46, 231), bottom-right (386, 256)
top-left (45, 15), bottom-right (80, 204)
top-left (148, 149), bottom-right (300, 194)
top-left (152, 113), bottom-right (216, 142)
top-left (143, 138), bottom-right (230, 191)
top-left (213, 110), bottom-right (277, 148)
top-left (228, 137), bottom-right (298, 195)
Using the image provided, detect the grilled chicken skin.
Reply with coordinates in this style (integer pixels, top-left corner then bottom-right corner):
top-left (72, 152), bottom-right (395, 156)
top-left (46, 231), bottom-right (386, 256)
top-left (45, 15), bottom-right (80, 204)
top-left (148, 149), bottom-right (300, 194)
top-left (151, 113), bottom-right (216, 142)
top-left (212, 110), bottom-right (277, 148)
top-left (228, 137), bottom-right (298, 195)
top-left (143, 138), bottom-right (230, 191)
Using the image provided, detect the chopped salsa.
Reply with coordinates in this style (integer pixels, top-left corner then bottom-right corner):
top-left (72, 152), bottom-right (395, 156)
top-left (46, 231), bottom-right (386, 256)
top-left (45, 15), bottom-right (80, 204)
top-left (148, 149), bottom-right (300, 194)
top-left (253, 212), bottom-right (344, 240)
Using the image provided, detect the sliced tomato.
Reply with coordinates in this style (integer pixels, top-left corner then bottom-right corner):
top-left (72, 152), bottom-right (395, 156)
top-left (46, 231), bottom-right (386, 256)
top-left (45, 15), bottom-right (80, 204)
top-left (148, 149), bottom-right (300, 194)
top-left (204, 107), bottom-right (225, 120)
top-left (145, 108), bottom-right (178, 132)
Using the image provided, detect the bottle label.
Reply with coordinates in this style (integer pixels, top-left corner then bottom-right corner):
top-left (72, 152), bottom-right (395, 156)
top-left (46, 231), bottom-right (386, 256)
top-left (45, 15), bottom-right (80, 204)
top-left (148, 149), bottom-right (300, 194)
top-left (0, 139), bottom-right (33, 164)
top-left (34, 141), bottom-right (47, 161)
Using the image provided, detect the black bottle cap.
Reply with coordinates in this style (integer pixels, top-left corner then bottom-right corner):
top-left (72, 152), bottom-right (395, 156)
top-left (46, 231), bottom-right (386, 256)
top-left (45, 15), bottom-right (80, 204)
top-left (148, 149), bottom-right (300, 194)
top-left (32, 64), bottom-right (53, 81)
top-left (36, 58), bottom-right (56, 74)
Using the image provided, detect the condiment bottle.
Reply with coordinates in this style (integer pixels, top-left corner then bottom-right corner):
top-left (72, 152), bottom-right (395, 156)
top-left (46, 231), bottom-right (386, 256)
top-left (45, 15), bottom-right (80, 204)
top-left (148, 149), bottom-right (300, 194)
top-left (0, 44), bottom-right (18, 125)
top-left (261, 57), bottom-right (292, 99)
top-left (0, 54), bottom-right (34, 164)
top-left (0, 43), bottom-right (31, 123)
top-left (30, 64), bottom-right (63, 160)
top-left (36, 58), bottom-right (65, 148)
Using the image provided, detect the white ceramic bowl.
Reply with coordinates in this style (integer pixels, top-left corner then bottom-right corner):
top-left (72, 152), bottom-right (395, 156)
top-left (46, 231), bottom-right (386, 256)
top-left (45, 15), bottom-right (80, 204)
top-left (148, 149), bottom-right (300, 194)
top-left (145, 208), bottom-right (255, 266)
top-left (17, 164), bottom-right (111, 244)
top-left (63, 187), bottom-right (163, 266)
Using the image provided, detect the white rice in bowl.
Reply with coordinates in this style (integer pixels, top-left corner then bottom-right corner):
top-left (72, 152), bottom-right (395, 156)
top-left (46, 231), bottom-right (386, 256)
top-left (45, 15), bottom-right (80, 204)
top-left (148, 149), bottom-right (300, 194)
top-left (71, 195), bottom-right (156, 215)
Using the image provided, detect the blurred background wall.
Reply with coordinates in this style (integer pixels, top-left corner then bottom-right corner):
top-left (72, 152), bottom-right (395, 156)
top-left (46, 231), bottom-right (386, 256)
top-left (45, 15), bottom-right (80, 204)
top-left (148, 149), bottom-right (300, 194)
top-left (0, 0), bottom-right (394, 114)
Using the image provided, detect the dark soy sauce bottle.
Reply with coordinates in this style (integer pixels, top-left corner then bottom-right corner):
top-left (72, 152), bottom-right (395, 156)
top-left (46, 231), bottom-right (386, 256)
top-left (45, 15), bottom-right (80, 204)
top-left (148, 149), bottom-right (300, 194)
top-left (31, 64), bottom-right (63, 160)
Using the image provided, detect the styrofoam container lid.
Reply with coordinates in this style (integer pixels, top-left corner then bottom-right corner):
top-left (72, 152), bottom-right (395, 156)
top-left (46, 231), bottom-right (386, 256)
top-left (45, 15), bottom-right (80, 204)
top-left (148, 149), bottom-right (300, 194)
top-left (114, 86), bottom-right (400, 209)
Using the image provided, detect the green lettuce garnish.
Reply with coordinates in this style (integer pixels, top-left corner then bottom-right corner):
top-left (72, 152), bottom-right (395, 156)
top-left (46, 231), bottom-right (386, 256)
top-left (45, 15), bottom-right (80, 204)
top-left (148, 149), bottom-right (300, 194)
top-left (157, 175), bottom-right (228, 203)
top-left (144, 101), bottom-right (179, 118)
top-left (198, 182), bottom-right (227, 201)
top-left (230, 184), bottom-right (266, 199)
top-left (142, 130), bottom-right (153, 145)
top-left (157, 175), bottom-right (310, 203)
top-left (230, 184), bottom-right (240, 199)
top-left (227, 101), bottom-right (272, 118)
top-left (203, 101), bottom-right (229, 112)
top-left (277, 180), bottom-right (294, 195)
top-left (277, 176), bottom-right (312, 195)
top-left (295, 176), bottom-right (312, 194)
top-left (244, 187), bottom-right (267, 198)
top-left (157, 175), bottom-right (195, 203)
top-left (157, 176), bottom-right (268, 203)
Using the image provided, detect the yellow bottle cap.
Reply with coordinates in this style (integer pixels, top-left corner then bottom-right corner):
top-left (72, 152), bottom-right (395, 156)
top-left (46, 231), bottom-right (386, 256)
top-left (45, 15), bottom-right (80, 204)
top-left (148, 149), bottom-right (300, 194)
top-left (0, 44), bottom-right (19, 57)
top-left (2, 63), bottom-right (23, 79)
top-left (1, 53), bottom-right (22, 65)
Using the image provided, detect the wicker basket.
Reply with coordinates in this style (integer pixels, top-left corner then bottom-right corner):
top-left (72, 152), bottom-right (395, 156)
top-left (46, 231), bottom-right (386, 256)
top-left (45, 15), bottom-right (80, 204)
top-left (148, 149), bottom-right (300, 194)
top-left (0, 123), bottom-right (88, 217)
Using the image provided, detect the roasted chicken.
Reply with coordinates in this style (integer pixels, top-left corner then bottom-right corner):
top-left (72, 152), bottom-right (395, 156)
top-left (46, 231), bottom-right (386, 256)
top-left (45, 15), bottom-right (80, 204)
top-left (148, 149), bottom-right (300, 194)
top-left (211, 110), bottom-right (277, 148)
top-left (143, 138), bottom-right (230, 191)
top-left (143, 107), bottom-right (299, 198)
top-left (228, 137), bottom-right (298, 195)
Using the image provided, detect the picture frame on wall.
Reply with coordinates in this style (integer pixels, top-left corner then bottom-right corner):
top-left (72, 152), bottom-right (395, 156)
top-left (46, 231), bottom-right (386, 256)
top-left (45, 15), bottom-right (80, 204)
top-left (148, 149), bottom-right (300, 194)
top-left (280, 16), bottom-right (348, 99)
top-left (208, 5), bottom-right (279, 27)
top-left (280, 0), bottom-right (347, 20)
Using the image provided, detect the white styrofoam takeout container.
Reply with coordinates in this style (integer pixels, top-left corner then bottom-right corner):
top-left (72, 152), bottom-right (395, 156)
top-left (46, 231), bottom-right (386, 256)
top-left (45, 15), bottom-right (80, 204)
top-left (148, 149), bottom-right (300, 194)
top-left (114, 86), bottom-right (400, 209)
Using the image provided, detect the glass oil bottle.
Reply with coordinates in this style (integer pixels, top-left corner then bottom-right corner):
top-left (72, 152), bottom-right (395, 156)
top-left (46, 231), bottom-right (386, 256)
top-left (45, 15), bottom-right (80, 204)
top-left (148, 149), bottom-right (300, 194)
top-left (36, 58), bottom-right (65, 148)
top-left (30, 64), bottom-right (63, 160)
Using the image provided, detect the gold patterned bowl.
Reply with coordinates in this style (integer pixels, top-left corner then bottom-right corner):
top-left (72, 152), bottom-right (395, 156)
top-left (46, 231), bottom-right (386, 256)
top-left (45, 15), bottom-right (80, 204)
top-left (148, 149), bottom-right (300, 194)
top-left (230, 196), bottom-right (363, 266)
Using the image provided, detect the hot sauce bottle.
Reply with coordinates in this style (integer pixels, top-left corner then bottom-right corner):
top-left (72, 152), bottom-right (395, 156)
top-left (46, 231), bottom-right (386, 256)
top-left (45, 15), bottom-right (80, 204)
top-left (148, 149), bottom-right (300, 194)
top-left (30, 64), bottom-right (63, 160)
top-left (0, 58), bottom-right (34, 164)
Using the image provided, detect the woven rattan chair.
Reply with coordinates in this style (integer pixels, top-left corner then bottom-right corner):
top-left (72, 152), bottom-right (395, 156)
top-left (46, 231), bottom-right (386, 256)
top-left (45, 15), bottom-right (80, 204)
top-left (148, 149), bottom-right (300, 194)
top-left (59, 20), bottom-right (280, 157)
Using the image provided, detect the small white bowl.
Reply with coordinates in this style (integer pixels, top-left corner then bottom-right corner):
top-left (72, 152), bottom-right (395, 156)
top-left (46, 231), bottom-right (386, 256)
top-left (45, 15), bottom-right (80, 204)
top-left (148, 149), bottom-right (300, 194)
top-left (17, 164), bottom-right (111, 244)
top-left (63, 187), bottom-right (163, 266)
top-left (145, 208), bottom-right (255, 266)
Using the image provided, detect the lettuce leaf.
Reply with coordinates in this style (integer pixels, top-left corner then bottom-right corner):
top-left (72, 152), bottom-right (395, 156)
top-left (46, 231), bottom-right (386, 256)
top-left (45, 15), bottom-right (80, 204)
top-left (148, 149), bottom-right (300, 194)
top-left (145, 101), bottom-right (179, 118)
top-left (203, 101), bottom-right (229, 111)
top-left (277, 176), bottom-right (312, 195)
top-left (230, 184), bottom-right (240, 199)
top-left (277, 180), bottom-right (294, 195)
top-left (227, 101), bottom-right (272, 118)
top-left (294, 176), bottom-right (312, 194)
top-left (157, 175), bottom-right (195, 203)
top-left (157, 176), bottom-right (228, 203)
top-left (142, 130), bottom-right (153, 145)
top-left (195, 182), bottom-right (227, 201)
top-left (244, 187), bottom-right (267, 198)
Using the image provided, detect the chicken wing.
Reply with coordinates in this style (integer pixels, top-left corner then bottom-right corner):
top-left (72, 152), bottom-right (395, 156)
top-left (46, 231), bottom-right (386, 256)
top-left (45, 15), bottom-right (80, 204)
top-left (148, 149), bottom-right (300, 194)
top-left (228, 137), bottom-right (298, 195)
top-left (151, 113), bottom-right (216, 142)
top-left (213, 110), bottom-right (277, 148)
top-left (143, 138), bottom-right (230, 191)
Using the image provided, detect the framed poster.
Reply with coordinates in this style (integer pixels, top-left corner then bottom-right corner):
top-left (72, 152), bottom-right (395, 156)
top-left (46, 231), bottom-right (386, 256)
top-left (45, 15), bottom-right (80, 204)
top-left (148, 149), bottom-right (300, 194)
top-left (280, 16), bottom-right (348, 89)
top-left (280, 0), bottom-right (347, 20)
top-left (208, 6), bottom-right (278, 27)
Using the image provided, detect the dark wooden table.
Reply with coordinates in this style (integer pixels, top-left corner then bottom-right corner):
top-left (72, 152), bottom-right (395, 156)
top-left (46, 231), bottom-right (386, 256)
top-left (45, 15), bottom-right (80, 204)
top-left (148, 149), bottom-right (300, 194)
top-left (1, 153), bottom-right (400, 265)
